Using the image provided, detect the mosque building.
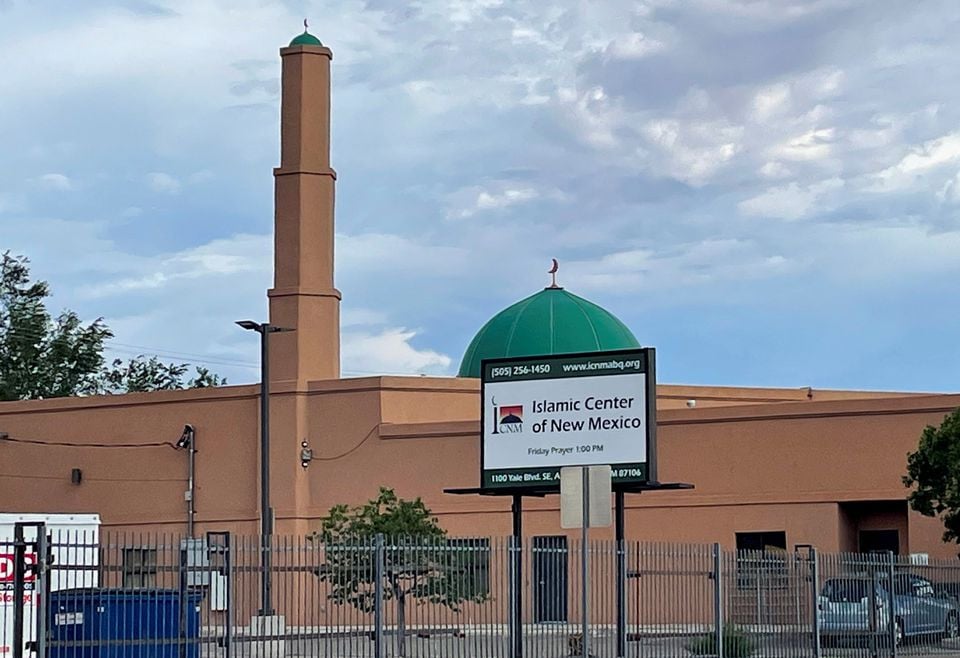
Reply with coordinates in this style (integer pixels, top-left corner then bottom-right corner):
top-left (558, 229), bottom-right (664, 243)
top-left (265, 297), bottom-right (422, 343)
top-left (2, 28), bottom-right (959, 563)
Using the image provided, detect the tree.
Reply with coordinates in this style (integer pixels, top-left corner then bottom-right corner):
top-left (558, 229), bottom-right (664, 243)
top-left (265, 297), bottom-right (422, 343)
top-left (0, 251), bottom-right (224, 400)
top-left (313, 487), bottom-right (488, 656)
top-left (903, 408), bottom-right (960, 543)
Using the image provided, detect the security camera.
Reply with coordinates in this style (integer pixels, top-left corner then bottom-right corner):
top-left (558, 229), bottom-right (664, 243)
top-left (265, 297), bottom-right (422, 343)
top-left (175, 424), bottom-right (195, 450)
top-left (685, 400), bottom-right (697, 408)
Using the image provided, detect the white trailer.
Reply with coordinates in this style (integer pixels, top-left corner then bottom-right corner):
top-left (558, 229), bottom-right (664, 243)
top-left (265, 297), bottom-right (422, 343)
top-left (0, 513), bottom-right (101, 656)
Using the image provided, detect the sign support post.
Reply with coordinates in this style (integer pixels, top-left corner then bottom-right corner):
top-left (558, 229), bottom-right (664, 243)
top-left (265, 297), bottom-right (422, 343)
top-left (581, 467), bottom-right (590, 658)
top-left (511, 494), bottom-right (523, 658)
top-left (615, 490), bottom-right (627, 657)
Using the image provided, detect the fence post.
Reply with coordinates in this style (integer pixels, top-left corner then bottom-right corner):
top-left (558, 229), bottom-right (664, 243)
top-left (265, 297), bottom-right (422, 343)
top-left (508, 535), bottom-right (521, 658)
top-left (224, 533), bottom-right (233, 658)
top-left (374, 534), bottom-right (385, 658)
top-left (35, 526), bottom-right (48, 658)
top-left (713, 543), bottom-right (724, 658)
top-left (179, 543), bottom-right (188, 658)
top-left (810, 548), bottom-right (821, 658)
top-left (12, 524), bottom-right (27, 658)
top-left (887, 552), bottom-right (897, 658)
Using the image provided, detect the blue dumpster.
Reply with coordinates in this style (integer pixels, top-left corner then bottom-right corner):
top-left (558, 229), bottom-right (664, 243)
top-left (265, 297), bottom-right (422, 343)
top-left (47, 589), bottom-right (202, 658)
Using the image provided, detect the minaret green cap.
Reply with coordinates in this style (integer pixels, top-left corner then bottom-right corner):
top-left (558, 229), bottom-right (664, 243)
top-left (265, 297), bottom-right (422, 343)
top-left (290, 19), bottom-right (322, 46)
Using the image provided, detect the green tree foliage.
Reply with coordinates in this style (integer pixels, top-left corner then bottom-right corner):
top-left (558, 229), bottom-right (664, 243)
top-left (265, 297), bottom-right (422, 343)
top-left (903, 408), bottom-right (960, 543)
top-left (313, 487), bottom-right (488, 656)
top-left (0, 251), bottom-right (225, 400)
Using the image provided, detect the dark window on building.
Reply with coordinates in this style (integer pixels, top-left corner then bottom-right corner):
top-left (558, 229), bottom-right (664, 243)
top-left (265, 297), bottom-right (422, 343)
top-left (122, 548), bottom-right (158, 588)
top-left (736, 531), bottom-right (787, 552)
top-left (735, 531), bottom-right (787, 590)
top-left (446, 538), bottom-right (490, 598)
top-left (859, 530), bottom-right (900, 555)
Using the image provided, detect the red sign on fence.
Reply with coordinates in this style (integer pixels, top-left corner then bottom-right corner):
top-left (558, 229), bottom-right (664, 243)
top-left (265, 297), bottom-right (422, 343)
top-left (0, 553), bottom-right (36, 590)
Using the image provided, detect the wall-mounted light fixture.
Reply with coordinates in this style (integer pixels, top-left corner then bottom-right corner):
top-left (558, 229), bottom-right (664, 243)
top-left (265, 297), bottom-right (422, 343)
top-left (175, 424), bottom-right (195, 450)
top-left (300, 440), bottom-right (313, 468)
top-left (71, 468), bottom-right (82, 485)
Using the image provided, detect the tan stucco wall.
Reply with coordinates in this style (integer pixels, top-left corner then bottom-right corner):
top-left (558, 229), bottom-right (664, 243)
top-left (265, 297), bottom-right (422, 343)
top-left (4, 379), bottom-right (956, 557)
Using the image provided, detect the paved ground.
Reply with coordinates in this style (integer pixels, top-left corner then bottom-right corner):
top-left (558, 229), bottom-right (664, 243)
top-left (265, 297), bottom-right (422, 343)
top-left (178, 632), bottom-right (960, 658)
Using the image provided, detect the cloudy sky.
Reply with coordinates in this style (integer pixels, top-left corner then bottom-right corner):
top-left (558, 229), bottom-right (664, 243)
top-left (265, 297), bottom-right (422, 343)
top-left (2, 0), bottom-right (959, 391)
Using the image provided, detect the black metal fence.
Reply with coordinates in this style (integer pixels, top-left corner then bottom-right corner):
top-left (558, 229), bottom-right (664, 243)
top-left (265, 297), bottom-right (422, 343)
top-left (4, 526), bottom-right (960, 658)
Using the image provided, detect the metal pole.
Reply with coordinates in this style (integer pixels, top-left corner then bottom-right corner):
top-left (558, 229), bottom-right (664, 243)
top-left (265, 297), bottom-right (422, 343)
top-left (224, 533), bottom-right (234, 658)
top-left (888, 552), bottom-right (897, 658)
top-left (511, 495), bottom-right (523, 658)
top-left (615, 490), bottom-right (626, 657)
top-left (260, 325), bottom-right (274, 615)
top-left (179, 544), bottom-right (188, 658)
top-left (13, 524), bottom-right (26, 658)
top-left (374, 534), bottom-right (385, 658)
top-left (713, 543), bottom-right (724, 658)
top-left (36, 526), bottom-right (48, 658)
top-left (811, 548), bottom-right (822, 658)
top-left (581, 468), bottom-right (590, 658)
top-left (187, 431), bottom-right (196, 538)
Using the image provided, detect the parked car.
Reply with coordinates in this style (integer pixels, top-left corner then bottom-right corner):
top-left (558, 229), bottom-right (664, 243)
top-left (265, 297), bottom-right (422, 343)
top-left (819, 574), bottom-right (960, 646)
top-left (932, 580), bottom-right (960, 604)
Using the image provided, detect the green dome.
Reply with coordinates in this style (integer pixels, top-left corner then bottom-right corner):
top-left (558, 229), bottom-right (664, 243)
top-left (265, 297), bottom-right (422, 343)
top-left (289, 31), bottom-right (322, 47)
top-left (457, 287), bottom-right (640, 378)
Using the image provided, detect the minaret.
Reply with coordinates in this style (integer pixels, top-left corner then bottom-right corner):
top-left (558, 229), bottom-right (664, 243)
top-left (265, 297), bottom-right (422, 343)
top-left (268, 26), bottom-right (341, 385)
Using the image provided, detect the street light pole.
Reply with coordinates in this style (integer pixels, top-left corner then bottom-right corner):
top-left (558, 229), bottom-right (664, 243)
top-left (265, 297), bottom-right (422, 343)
top-left (236, 320), bottom-right (293, 616)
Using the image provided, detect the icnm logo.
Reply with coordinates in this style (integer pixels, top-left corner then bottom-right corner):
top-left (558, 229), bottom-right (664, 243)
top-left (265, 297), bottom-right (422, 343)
top-left (491, 397), bottom-right (523, 434)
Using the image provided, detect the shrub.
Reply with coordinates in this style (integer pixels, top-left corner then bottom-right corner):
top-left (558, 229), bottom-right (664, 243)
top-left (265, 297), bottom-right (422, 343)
top-left (687, 627), bottom-right (756, 658)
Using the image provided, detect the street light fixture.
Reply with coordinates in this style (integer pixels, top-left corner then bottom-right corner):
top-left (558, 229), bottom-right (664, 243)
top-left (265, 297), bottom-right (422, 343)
top-left (236, 319), bottom-right (294, 616)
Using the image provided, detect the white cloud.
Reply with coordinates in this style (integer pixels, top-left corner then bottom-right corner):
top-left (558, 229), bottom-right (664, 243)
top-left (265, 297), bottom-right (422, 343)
top-left (336, 232), bottom-right (468, 274)
top-left (448, 183), bottom-right (564, 219)
top-left (37, 173), bottom-right (75, 191)
top-left (870, 131), bottom-right (960, 192)
top-left (752, 83), bottom-right (791, 121)
top-left (560, 85), bottom-right (625, 150)
top-left (772, 127), bottom-right (836, 161)
top-left (341, 327), bottom-right (452, 376)
top-left (937, 171), bottom-right (960, 203)
top-left (642, 118), bottom-right (743, 186)
top-left (78, 233), bottom-right (271, 298)
top-left (739, 177), bottom-right (844, 220)
top-left (605, 33), bottom-right (665, 60)
top-left (146, 172), bottom-right (181, 195)
top-left (759, 161), bottom-right (792, 179)
top-left (188, 170), bottom-right (214, 184)
top-left (567, 239), bottom-right (793, 294)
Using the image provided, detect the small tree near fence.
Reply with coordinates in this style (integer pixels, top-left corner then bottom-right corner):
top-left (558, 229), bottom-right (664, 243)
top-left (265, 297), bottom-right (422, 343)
top-left (312, 487), bottom-right (488, 656)
top-left (904, 407), bottom-right (960, 544)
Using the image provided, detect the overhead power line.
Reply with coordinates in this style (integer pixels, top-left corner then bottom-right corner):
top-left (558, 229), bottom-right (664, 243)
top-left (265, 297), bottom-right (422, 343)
top-left (0, 433), bottom-right (178, 450)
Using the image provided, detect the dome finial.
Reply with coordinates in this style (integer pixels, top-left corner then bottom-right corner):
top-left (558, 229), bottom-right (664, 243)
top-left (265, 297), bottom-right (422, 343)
top-left (303, 18), bottom-right (309, 32)
top-left (547, 258), bottom-right (560, 289)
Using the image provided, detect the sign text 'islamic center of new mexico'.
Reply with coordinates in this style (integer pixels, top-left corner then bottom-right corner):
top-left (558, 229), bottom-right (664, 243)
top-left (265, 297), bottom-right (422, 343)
top-left (480, 348), bottom-right (656, 490)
